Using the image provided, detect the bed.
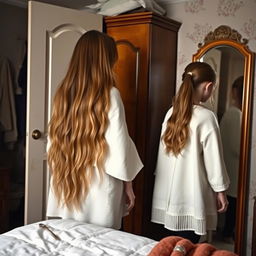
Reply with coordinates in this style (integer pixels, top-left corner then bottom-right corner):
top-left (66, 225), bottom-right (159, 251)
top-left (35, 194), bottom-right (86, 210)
top-left (0, 219), bottom-right (157, 256)
top-left (0, 219), bottom-right (238, 256)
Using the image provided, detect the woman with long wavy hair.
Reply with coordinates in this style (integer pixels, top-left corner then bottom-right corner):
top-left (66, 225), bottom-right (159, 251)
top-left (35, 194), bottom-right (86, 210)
top-left (46, 30), bottom-right (143, 229)
top-left (151, 62), bottom-right (230, 243)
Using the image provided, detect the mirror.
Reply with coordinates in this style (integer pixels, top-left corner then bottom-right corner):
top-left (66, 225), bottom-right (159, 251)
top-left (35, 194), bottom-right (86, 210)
top-left (193, 25), bottom-right (255, 255)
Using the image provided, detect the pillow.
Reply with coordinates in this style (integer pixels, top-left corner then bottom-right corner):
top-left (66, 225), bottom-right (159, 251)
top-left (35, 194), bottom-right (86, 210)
top-left (148, 236), bottom-right (238, 256)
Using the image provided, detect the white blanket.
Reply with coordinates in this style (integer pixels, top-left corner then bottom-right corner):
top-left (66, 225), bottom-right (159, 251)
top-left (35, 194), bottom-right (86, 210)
top-left (0, 219), bottom-right (157, 256)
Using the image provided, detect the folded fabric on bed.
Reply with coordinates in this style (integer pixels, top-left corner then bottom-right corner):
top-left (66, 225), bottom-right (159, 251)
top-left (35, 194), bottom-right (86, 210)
top-left (0, 219), bottom-right (157, 256)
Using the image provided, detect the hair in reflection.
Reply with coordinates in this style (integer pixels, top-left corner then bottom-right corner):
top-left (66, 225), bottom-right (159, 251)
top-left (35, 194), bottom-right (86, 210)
top-left (47, 30), bottom-right (118, 210)
top-left (162, 62), bottom-right (216, 156)
top-left (232, 75), bottom-right (243, 109)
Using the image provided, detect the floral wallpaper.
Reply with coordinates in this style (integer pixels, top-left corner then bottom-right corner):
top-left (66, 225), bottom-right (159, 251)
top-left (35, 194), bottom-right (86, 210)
top-left (185, 0), bottom-right (205, 13)
top-left (186, 23), bottom-right (212, 44)
top-left (160, 0), bottom-right (256, 254)
top-left (242, 19), bottom-right (256, 41)
top-left (217, 0), bottom-right (244, 16)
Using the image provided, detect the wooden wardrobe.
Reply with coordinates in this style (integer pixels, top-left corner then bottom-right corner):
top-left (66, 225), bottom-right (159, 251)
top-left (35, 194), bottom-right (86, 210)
top-left (104, 12), bottom-right (181, 239)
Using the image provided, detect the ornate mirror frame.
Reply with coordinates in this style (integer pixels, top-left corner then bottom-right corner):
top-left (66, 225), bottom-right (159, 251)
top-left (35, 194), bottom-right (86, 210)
top-left (193, 25), bottom-right (255, 255)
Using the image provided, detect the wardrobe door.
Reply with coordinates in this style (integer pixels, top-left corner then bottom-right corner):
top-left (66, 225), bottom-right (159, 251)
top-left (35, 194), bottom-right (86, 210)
top-left (114, 38), bottom-right (141, 140)
top-left (143, 22), bottom-right (180, 239)
top-left (106, 23), bottom-right (150, 234)
top-left (105, 12), bottom-right (181, 236)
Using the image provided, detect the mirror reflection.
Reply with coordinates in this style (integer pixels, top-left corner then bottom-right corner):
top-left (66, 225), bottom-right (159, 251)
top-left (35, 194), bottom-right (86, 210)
top-left (199, 46), bottom-right (245, 251)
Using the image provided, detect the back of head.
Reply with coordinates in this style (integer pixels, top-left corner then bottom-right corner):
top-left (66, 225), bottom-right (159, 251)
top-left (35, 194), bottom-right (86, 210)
top-left (48, 30), bottom-right (118, 210)
top-left (232, 75), bottom-right (243, 106)
top-left (68, 30), bottom-right (117, 90)
top-left (163, 62), bottom-right (216, 156)
top-left (182, 62), bottom-right (216, 87)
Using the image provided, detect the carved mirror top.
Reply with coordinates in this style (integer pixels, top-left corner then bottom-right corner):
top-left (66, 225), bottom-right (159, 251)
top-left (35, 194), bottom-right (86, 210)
top-left (198, 25), bottom-right (249, 48)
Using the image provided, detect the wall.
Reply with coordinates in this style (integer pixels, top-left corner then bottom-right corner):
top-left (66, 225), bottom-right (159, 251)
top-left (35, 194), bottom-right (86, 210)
top-left (0, 2), bottom-right (27, 160)
top-left (0, 3), bottom-right (27, 225)
top-left (160, 0), bottom-right (256, 254)
top-left (0, 2), bottom-right (27, 82)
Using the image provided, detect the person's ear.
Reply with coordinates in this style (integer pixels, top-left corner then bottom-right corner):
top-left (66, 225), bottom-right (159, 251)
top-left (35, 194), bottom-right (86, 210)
top-left (205, 82), bottom-right (213, 92)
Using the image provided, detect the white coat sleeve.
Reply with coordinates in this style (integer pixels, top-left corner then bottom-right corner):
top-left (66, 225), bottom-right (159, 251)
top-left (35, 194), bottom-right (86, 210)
top-left (203, 125), bottom-right (230, 192)
top-left (151, 109), bottom-right (173, 210)
top-left (104, 88), bottom-right (143, 181)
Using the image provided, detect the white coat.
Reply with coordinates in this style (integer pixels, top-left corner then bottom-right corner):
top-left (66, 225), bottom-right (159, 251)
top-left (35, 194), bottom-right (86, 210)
top-left (220, 106), bottom-right (241, 198)
top-left (47, 87), bottom-right (143, 229)
top-left (151, 105), bottom-right (230, 235)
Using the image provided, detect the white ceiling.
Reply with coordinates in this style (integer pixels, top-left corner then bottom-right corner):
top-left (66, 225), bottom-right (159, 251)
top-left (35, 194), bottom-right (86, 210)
top-left (0, 0), bottom-right (97, 8)
top-left (0, 0), bottom-right (188, 9)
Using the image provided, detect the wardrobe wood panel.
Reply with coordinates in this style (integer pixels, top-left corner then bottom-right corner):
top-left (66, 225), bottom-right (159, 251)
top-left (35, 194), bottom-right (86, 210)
top-left (105, 12), bottom-right (181, 237)
top-left (114, 40), bottom-right (140, 140)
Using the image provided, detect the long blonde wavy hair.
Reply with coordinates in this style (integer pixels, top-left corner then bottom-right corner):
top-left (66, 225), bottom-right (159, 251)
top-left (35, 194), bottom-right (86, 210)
top-left (162, 62), bottom-right (216, 156)
top-left (47, 30), bottom-right (118, 210)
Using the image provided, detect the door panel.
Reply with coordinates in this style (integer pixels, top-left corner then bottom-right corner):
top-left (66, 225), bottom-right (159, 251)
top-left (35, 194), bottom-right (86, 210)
top-left (25, 1), bottom-right (102, 224)
top-left (114, 40), bottom-right (140, 140)
top-left (107, 24), bottom-right (150, 234)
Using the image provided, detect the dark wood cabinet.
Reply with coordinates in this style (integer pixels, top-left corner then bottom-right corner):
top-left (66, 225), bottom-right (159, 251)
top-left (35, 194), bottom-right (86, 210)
top-left (104, 12), bottom-right (181, 239)
top-left (0, 168), bottom-right (10, 233)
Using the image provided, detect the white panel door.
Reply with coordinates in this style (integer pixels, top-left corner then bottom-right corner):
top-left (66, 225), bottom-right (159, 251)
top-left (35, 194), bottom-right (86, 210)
top-left (25, 1), bottom-right (102, 224)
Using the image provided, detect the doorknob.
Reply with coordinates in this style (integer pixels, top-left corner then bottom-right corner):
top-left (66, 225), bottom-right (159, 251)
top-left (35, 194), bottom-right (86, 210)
top-left (32, 129), bottom-right (42, 140)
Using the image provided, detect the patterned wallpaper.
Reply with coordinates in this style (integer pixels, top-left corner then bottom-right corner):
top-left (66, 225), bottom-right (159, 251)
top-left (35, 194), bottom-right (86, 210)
top-left (161, 0), bottom-right (256, 254)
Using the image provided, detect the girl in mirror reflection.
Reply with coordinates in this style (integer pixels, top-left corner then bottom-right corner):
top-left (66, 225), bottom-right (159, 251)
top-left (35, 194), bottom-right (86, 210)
top-left (46, 30), bottom-right (143, 229)
top-left (220, 76), bottom-right (243, 243)
top-left (151, 62), bottom-right (230, 243)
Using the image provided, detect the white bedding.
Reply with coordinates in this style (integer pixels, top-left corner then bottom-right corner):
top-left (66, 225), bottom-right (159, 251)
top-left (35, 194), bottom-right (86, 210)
top-left (0, 219), bottom-right (157, 256)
